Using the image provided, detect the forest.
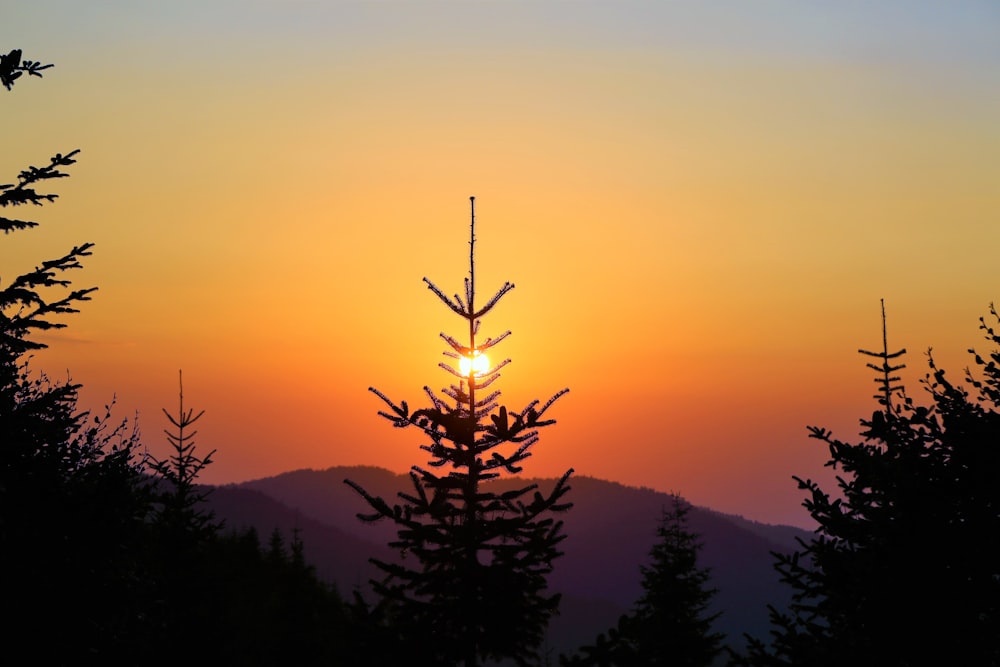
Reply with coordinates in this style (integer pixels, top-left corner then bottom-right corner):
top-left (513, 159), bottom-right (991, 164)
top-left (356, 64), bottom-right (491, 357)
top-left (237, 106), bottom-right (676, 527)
top-left (3, 48), bottom-right (999, 666)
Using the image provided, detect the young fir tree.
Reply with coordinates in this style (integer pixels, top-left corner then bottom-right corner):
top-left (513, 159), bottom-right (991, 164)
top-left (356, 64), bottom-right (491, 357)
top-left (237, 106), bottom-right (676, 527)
top-left (346, 197), bottom-right (573, 667)
top-left (1, 48), bottom-right (149, 661)
top-left (742, 301), bottom-right (1000, 666)
top-left (150, 370), bottom-right (218, 544)
top-left (562, 495), bottom-right (724, 667)
top-left (143, 371), bottom-right (222, 659)
top-left (144, 375), bottom-right (353, 663)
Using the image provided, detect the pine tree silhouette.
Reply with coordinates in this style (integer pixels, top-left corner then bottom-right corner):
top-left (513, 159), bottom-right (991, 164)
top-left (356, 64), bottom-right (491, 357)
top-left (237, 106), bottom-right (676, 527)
top-left (1, 48), bottom-right (149, 663)
top-left (562, 495), bottom-right (724, 667)
top-left (150, 370), bottom-right (218, 543)
top-left (346, 197), bottom-right (573, 667)
top-left (144, 378), bottom-right (354, 665)
top-left (741, 301), bottom-right (1000, 666)
top-left (629, 497), bottom-right (724, 666)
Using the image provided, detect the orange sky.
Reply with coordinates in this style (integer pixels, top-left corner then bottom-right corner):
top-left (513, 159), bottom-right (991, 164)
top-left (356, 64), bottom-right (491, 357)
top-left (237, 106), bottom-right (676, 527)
top-left (5, 2), bottom-right (1000, 527)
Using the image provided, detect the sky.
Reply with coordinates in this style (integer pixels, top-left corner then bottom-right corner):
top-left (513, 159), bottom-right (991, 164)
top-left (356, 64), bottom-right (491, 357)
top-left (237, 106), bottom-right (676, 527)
top-left (4, 1), bottom-right (1000, 528)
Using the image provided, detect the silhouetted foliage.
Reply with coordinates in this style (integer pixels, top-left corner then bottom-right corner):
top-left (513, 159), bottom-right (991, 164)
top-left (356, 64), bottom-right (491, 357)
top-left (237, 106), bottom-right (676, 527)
top-left (562, 496), bottom-right (724, 666)
top-left (0, 48), bottom-right (52, 91)
top-left (160, 524), bottom-right (357, 667)
top-left (1, 49), bottom-right (362, 664)
top-left (0, 48), bottom-right (154, 664)
top-left (346, 197), bottom-right (573, 667)
top-left (139, 376), bottom-right (220, 662)
top-left (138, 381), bottom-right (363, 666)
top-left (149, 370), bottom-right (219, 542)
top-left (741, 301), bottom-right (1000, 666)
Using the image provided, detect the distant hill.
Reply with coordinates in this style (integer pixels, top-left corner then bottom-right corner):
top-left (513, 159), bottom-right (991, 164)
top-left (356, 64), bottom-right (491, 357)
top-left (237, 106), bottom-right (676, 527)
top-left (206, 466), bottom-right (807, 655)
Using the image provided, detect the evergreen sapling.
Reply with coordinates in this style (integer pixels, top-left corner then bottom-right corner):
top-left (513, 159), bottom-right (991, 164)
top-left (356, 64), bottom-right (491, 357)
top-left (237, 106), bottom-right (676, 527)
top-left (346, 197), bottom-right (573, 667)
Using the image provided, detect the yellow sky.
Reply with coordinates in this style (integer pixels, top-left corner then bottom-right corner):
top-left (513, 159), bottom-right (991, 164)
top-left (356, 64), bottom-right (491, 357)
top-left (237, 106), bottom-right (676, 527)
top-left (4, 2), bottom-right (1000, 526)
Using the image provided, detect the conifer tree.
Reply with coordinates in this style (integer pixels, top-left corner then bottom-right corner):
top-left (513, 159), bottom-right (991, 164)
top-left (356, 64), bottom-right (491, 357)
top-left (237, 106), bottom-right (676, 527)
top-left (743, 300), bottom-right (1000, 666)
top-left (150, 370), bottom-right (218, 543)
top-left (145, 381), bottom-right (356, 665)
top-left (630, 497), bottom-right (724, 666)
top-left (142, 371), bottom-right (222, 659)
top-left (1, 47), bottom-right (149, 662)
top-left (562, 496), bottom-right (724, 667)
top-left (346, 197), bottom-right (573, 667)
top-left (1, 48), bottom-right (102, 478)
top-left (2, 49), bottom-right (360, 664)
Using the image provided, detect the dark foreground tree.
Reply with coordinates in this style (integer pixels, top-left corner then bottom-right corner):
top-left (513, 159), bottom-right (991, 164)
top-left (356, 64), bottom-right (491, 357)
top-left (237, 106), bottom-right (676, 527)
top-left (346, 197), bottom-right (573, 667)
top-left (563, 495), bottom-right (724, 667)
top-left (743, 301), bottom-right (1000, 666)
top-left (1, 48), bottom-right (152, 662)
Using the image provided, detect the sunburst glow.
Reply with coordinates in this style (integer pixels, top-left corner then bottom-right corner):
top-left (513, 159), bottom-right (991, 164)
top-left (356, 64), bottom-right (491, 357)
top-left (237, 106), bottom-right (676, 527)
top-left (459, 351), bottom-right (490, 377)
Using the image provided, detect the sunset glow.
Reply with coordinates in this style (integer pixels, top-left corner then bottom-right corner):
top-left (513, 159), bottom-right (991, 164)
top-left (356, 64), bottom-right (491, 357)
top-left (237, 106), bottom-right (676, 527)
top-left (459, 351), bottom-right (490, 378)
top-left (5, 2), bottom-right (999, 528)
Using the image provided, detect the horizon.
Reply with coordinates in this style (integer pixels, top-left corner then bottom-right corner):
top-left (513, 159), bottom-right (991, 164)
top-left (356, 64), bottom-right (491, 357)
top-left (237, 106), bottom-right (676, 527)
top-left (220, 461), bottom-right (815, 530)
top-left (5, 2), bottom-right (999, 530)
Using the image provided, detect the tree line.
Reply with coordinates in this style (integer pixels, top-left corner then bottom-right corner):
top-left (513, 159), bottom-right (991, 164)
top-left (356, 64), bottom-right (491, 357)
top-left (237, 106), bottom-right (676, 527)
top-left (3, 48), bottom-right (998, 666)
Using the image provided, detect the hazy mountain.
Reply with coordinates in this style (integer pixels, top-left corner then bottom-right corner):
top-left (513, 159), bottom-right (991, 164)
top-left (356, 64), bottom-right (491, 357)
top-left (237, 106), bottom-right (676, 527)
top-left (207, 466), bottom-right (807, 654)
top-left (205, 484), bottom-right (392, 588)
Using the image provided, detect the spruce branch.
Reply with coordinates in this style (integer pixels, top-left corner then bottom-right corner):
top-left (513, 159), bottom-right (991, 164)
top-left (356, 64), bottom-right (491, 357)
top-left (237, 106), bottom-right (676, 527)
top-left (438, 361), bottom-right (469, 379)
top-left (536, 387), bottom-right (570, 419)
top-left (474, 369), bottom-right (505, 390)
top-left (0, 49), bottom-right (53, 90)
top-left (0, 215), bottom-right (38, 233)
top-left (1, 150), bottom-right (80, 214)
top-left (472, 282), bottom-right (515, 320)
top-left (478, 330), bottom-right (512, 351)
top-left (423, 385), bottom-right (447, 411)
top-left (440, 333), bottom-right (467, 353)
top-left (423, 277), bottom-right (467, 317)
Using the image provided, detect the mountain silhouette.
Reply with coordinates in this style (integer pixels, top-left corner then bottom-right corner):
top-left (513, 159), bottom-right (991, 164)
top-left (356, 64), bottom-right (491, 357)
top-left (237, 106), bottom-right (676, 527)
top-left (206, 466), bottom-right (804, 653)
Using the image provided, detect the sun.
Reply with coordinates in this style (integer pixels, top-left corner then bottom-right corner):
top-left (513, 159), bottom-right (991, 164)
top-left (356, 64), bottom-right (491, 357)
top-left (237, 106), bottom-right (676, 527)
top-left (459, 350), bottom-right (490, 377)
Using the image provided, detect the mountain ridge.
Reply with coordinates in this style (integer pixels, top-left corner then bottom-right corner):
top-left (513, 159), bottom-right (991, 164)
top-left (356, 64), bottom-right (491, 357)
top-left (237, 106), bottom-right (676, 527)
top-left (206, 465), bottom-right (807, 653)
